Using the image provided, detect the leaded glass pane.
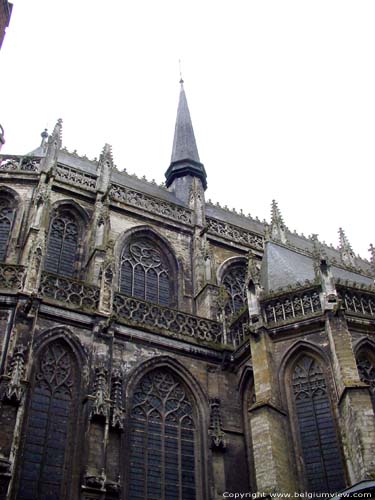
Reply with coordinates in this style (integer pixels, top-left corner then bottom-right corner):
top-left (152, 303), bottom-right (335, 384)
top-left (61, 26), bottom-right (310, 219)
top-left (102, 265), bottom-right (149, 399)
top-left (292, 356), bottom-right (345, 493)
top-left (222, 264), bottom-right (246, 316)
top-left (120, 240), bottom-right (171, 307)
top-left (0, 201), bottom-right (15, 261)
top-left (18, 342), bottom-right (77, 500)
top-left (128, 369), bottom-right (197, 500)
top-left (44, 211), bottom-right (79, 277)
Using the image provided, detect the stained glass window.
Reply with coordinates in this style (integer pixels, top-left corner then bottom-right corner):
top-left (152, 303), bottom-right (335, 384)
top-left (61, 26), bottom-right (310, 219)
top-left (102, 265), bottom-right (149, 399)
top-left (222, 264), bottom-right (246, 316)
top-left (128, 369), bottom-right (196, 500)
top-left (292, 356), bottom-right (345, 493)
top-left (0, 199), bottom-right (15, 261)
top-left (17, 341), bottom-right (78, 500)
top-left (120, 240), bottom-right (171, 307)
top-left (44, 211), bottom-right (79, 276)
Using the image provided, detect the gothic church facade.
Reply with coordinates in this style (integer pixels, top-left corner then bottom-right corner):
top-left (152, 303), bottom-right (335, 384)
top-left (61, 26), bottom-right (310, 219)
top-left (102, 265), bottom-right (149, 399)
top-left (0, 81), bottom-right (374, 500)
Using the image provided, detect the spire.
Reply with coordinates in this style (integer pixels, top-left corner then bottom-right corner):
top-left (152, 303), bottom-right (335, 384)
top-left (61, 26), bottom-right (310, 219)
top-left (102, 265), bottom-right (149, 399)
top-left (338, 228), bottom-right (356, 267)
top-left (269, 200), bottom-right (287, 244)
top-left (165, 80), bottom-right (207, 191)
top-left (40, 118), bottom-right (62, 173)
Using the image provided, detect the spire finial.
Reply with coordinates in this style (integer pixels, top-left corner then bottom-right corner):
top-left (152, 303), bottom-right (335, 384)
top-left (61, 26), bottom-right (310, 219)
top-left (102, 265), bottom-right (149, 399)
top-left (50, 118), bottom-right (62, 149)
top-left (338, 228), bottom-right (356, 267)
top-left (369, 244), bottom-right (375, 266)
top-left (179, 59), bottom-right (184, 85)
top-left (40, 128), bottom-right (48, 147)
top-left (99, 143), bottom-right (113, 165)
top-left (270, 199), bottom-right (287, 244)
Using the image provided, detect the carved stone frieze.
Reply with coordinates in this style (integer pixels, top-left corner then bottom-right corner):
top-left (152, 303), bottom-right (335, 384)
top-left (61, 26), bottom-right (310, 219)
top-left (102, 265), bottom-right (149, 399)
top-left (110, 184), bottom-right (193, 224)
top-left (0, 155), bottom-right (40, 172)
top-left (207, 217), bottom-right (264, 250)
top-left (209, 398), bottom-right (227, 451)
top-left (338, 286), bottom-right (375, 318)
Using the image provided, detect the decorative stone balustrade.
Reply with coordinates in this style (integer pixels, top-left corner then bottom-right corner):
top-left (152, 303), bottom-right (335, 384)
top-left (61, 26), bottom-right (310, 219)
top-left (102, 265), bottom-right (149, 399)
top-left (0, 264), bottom-right (24, 291)
top-left (262, 287), bottom-right (322, 325)
top-left (110, 184), bottom-right (193, 224)
top-left (228, 310), bottom-right (250, 347)
top-left (55, 164), bottom-right (97, 191)
top-left (113, 292), bottom-right (223, 344)
top-left (39, 272), bottom-right (100, 312)
top-left (207, 217), bottom-right (264, 250)
top-left (338, 287), bottom-right (375, 318)
top-left (0, 155), bottom-right (40, 172)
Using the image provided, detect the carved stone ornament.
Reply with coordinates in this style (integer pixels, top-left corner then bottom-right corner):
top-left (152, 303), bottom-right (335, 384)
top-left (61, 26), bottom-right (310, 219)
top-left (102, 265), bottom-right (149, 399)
top-left (2, 345), bottom-right (27, 404)
top-left (99, 241), bottom-right (115, 315)
top-left (84, 469), bottom-right (106, 491)
top-left (209, 398), bottom-right (227, 451)
top-left (110, 369), bottom-right (124, 430)
top-left (23, 231), bottom-right (46, 294)
top-left (90, 366), bottom-right (110, 421)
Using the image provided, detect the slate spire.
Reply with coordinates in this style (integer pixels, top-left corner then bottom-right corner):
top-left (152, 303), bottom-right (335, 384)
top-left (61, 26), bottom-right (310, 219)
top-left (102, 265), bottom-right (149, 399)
top-left (165, 80), bottom-right (207, 191)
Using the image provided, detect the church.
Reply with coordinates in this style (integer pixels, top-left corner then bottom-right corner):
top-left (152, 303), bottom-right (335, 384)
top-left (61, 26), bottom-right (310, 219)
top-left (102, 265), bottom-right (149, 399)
top-left (0, 76), bottom-right (374, 500)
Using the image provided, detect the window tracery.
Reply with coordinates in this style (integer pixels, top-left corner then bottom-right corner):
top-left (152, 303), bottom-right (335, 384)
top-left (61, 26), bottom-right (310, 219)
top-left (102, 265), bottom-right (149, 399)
top-left (292, 355), bottom-right (345, 493)
top-left (356, 351), bottom-right (375, 403)
top-left (222, 264), bottom-right (247, 316)
top-left (128, 369), bottom-right (197, 500)
top-left (0, 198), bottom-right (16, 261)
top-left (44, 210), bottom-right (80, 277)
top-left (120, 239), bottom-right (171, 307)
top-left (17, 341), bottom-right (78, 500)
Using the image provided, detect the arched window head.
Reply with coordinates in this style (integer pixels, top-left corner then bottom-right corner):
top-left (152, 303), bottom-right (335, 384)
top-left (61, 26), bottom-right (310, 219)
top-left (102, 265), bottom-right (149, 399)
top-left (120, 238), bottom-right (172, 307)
top-left (356, 351), bottom-right (375, 404)
top-left (44, 209), bottom-right (80, 277)
top-left (292, 355), bottom-right (345, 493)
top-left (0, 194), bottom-right (16, 262)
top-left (17, 341), bottom-right (79, 500)
top-left (128, 369), bottom-right (197, 500)
top-left (222, 263), bottom-right (247, 316)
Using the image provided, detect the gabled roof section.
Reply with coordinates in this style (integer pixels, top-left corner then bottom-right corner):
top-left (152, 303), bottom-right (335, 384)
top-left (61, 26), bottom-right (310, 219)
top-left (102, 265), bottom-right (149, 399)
top-left (165, 80), bottom-right (207, 190)
top-left (260, 241), bottom-right (316, 294)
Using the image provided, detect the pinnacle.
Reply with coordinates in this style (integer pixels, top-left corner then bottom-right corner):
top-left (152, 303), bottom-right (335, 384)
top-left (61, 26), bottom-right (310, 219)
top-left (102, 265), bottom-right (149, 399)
top-left (369, 244), bottom-right (375, 265)
top-left (338, 227), bottom-right (353, 252)
top-left (270, 199), bottom-right (285, 227)
top-left (100, 143), bottom-right (113, 165)
top-left (50, 118), bottom-right (63, 149)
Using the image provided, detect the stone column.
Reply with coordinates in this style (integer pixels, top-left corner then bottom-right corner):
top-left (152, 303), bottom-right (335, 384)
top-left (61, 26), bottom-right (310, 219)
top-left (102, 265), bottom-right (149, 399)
top-left (326, 311), bottom-right (375, 483)
top-left (249, 329), bottom-right (296, 495)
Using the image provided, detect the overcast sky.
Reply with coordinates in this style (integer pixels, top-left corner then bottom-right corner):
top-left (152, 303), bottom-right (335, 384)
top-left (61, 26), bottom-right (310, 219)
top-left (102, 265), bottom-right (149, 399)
top-left (1, 1), bottom-right (374, 259)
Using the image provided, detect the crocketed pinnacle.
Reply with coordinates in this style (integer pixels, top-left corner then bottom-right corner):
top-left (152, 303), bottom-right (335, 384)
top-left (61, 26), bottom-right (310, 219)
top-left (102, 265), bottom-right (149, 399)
top-left (338, 228), bottom-right (356, 267)
top-left (99, 143), bottom-right (113, 166)
top-left (50, 118), bottom-right (63, 149)
top-left (369, 244), bottom-right (375, 266)
top-left (269, 199), bottom-right (287, 244)
top-left (271, 200), bottom-right (284, 226)
top-left (165, 80), bottom-right (207, 190)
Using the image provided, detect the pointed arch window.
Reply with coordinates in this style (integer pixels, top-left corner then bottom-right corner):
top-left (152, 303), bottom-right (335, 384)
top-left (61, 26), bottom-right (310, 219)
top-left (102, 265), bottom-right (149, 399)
top-left (292, 355), bottom-right (345, 493)
top-left (44, 210), bottom-right (79, 277)
top-left (17, 341), bottom-right (78, 500)
top-left (356, 351), bottom-right (375, 405)
top-left (0, 198), bottom-right (16, 261)
top-left (222, 264), bottom-right (247, 316)
top-left (128, 369), bottom-right (197, 500)
top-left (120, 239), bottom-right (171, 307)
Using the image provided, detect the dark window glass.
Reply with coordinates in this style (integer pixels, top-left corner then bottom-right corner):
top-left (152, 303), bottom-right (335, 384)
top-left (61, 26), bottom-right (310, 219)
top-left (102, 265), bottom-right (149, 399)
top-left (120, 240), bottom-right (171, 306)
top-left (356, 352), bottom-right (375, 406)
top-left (18, 341), bottom-right (78, 500)
top-left (222, 264), bottom-right (246, 316)
top-left (128, 369), bottom-right (197, 500)
top-left (292, 356), bottom-right (345, 493)
top-left (44, 211), bottom-right (79, 276)
top-left (0, 200), bottom-right (15, 261)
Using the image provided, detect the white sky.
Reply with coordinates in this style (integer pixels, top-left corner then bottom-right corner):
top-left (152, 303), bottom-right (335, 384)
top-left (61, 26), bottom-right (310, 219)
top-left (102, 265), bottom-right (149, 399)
top-left (1, 1), bottom-right (374, 259)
